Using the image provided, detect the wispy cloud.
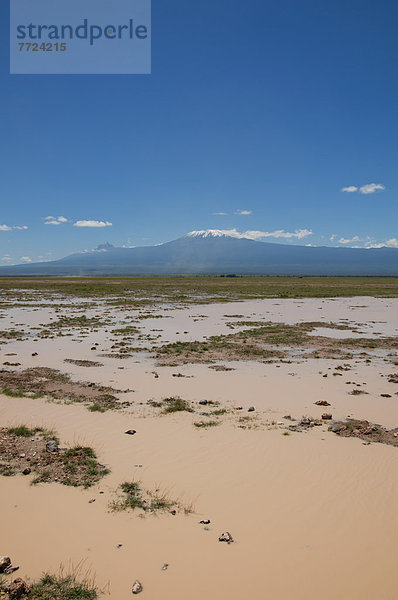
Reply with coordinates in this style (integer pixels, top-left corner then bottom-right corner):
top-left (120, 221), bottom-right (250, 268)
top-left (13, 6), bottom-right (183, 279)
top-left (341, 183), bottom-right (386, 194)
top-left (359, 183), bottom-right (386, 194)
top-left (73, 220), bottom-right (112, 228)
top-left (212, 212), bottom-right (228, 216)
top-left (0, 224), bottom-right (28, 231)
top-left (44, 216), bottom-right (68, 226)
top-left (1, 254), bottom-right (12, 262)
top-left (338, 236), bottom-right (362, 245)
top-left (336, 234), bottom-right (398, 249)
top-left (235, 209), bottom-right (252, 215)
top-left (20, 256), bottom-right (32, 263)
top-left (341, 186), bottom-right (358, 193)
top-left (365, 238), bottom-right (398, 249)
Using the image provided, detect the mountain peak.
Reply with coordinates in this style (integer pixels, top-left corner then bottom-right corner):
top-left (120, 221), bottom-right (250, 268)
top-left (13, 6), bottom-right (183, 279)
top-left (186, 229), bottom-right (238, 239)
top-left (95, 242), bottom-right (114, 251)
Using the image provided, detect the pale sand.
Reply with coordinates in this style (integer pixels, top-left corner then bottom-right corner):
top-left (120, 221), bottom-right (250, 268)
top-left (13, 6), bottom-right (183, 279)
top-left (1, 296), bottom-right (398, 599)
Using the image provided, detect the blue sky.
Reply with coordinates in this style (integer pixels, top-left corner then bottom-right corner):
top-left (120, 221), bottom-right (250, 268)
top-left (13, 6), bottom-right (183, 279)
top-left (1, 0), bottom-right (397, 265)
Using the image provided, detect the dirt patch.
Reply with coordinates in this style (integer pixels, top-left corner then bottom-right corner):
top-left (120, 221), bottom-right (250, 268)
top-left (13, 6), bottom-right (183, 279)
top-left (330, 419), bottom-right (398, 447)
top-left (0, 427), bottom-right (109, 487)
top-left (0, 367), bottom-right (130, 412)
top-left (154, 321), bottom-right (398, 365)
top-left (64, 359), bottom-right (103, 367)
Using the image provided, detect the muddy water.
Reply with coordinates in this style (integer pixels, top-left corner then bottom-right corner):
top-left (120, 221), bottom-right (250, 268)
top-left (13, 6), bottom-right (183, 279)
top-left (0, 297), bottom-right (398, 599)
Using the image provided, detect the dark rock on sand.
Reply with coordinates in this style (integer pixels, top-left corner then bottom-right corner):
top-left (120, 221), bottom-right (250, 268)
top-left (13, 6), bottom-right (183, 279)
top-left (219, 532), bottom-right (234, 544)
top-left (125, 430), bottom-right (137, 435)
top-left (132, 580), bottom-right (143, 594)
top-left (8, 579), bottom-right (30, 599)
top-left (45, 440), bottom-right (58, 453)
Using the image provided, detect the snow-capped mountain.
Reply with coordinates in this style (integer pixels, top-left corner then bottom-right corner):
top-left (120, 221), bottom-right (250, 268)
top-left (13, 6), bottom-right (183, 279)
top-left (1, 231), bottom-right (398, 275)
top-left (186, 229), bottom-right (239, 239)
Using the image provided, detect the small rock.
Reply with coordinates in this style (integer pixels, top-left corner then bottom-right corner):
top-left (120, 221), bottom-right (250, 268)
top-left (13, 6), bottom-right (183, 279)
top-left (9, 579), bottom-right (30, 599)
top-left (199, 519), bottom-right (210, 525)
top-left (0, 556), bottom-right (11, 573)
top-left (170, 509), bottom-right (176, 515)
top-left (32, 352), bottom-right (38, 356)
top-left (161, 563), bottom-right (169, 571)
top-left (248, 406), bottom-right (255, 412)
top-left (322, 413), bottom-right (332, 420)
top-left (132, 580), bottom-right (143, 594)
top-left (219, 532), bottom-right (234, 544)
top-left (381, 394), bottom-right (392, 398)
top-left (315, 400), bottom-right (330, 406)
top-left (300, 418), bottom-right (311, 426)
top-left (125, 430), bottom-right (137, 436)
top-left (88, 499), bottom-right (96, 504)
top-left (199, 400), bottom-right (208, 406)
top-left (22, 468), bottom-right (31, 476)
top-left (46, 440), bottom-right (58, 453)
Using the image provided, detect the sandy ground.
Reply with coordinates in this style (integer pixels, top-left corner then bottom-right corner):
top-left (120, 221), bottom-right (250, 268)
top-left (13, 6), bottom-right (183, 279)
top-left (1, 296), bottom-right (398, 599)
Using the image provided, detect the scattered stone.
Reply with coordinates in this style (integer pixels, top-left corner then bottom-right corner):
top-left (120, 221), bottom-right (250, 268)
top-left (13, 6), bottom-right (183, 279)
top-left (248, 406), bottom-right (255, 412)
top-left (45, 440), bottom-right (58, 453)
top-left (125, 430), bottom-right (137, 435)
top-left (0, 557), bottom-right (11, 573)
top-left (315, 400), bottom-right (330, 406)
top-left (219, 532), bottom-right (234, 544)
top-left (381, 394), bottom-right (392, 398)
top-left (161, 563), bottom-right (169, 571)
top-left (8, 578), bottom-right (30, 599)
top-left (88, 498), bottom-right (96, 503)
top-left (330, 419), bottom-right (398, 447)
top-left (132, 580), bottom-right (143, 594)
top-left (199, 519), bottom-right (210, 525)
top-left (31, 352), bottom-right (38, 357)
top-left (322, 413), bottom-right (332, 420)
top-left (170, 510), bottom-right (177, 516)
top-left (22, 467), bottom-right (31, 475)
top-left (199, 400), bottom-right (208, 406)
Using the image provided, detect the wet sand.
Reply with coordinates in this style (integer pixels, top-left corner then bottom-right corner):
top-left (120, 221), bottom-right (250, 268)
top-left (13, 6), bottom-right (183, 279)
top-left (1, 296), bottom-right (398, 599)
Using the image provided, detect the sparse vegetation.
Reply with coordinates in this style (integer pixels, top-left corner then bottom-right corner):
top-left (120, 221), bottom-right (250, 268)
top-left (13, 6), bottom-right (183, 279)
top-left (0, 427), bottom-right (109, 487)
top-left (110, 480), bottom-right (193, 514)
top-left (161, 396), bottom-right (194, 414)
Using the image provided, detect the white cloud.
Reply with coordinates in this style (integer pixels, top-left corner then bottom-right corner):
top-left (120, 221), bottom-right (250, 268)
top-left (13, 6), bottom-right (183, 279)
top-left (359, 183), bottom-right (386, 194)
top-left (329, 234), bottom-right (336, 241)
top-left (44, 216), bottom-right (68, 226)
top-left (1, 255), bottom-right (12, 262)
top-left (341, 186), bottom-right (358, 193)
top-left (365, 238), bottom-right (398, 249)
top-left (341, 183), bottom-right (386, 194)
top-left (20, 256), bottom-right (32, 263)
top-left (73, 220), bottom-right (112, 228)
top-left (338, 236), bottom-right (362, 245)
top-left (0, 224), bottom-right (28, 231)
top-left (212, 212), bottom-right (228, 216)
top-left (235, 209), bottom-right (252, 215)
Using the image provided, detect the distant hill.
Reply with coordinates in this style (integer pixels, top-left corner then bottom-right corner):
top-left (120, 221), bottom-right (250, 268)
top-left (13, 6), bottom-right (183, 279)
top-left (1, 230), bottom-right (398, 276)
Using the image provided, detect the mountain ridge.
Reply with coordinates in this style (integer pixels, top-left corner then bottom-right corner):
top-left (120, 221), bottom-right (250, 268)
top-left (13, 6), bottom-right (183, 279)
top-left (1, 230), bottom-right (398, 276)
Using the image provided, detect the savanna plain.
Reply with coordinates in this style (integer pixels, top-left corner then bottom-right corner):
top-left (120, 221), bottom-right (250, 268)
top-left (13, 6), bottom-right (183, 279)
top-left (1, 276), bottom-right (398, 600)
